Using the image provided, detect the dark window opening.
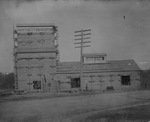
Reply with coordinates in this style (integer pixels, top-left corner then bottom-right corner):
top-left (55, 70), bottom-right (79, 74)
top-left (71, 78), bottom-right (80, 88)
top-left (121, 76), bottom-right (131, 85)
top-left (33, 81), bottom-right (41, 89)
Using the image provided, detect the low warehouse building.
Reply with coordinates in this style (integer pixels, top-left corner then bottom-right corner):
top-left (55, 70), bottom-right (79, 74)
top-left (56, 53), bottom-right (141, 92)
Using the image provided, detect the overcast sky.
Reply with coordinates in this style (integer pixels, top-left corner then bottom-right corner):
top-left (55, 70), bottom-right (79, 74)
top-left (0, 0), bottom-right (150, 72)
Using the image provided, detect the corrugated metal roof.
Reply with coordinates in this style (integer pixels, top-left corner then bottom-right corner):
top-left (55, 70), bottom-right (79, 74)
top-left (57, 60), bottom-right (141, 73)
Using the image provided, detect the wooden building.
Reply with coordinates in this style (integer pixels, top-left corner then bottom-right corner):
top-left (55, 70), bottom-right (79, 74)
top-left (13, 23), bottom-right (59, 92)
top-left (13, 24), bottom-right (141, 92)
top-left (56, 53), bottom-right (141, 92)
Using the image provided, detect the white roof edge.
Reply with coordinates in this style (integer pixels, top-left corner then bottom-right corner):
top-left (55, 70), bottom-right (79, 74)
top-left (16, 23), bottom-right (55, 27)
top-left (83, 53), bottom-right (107, 57)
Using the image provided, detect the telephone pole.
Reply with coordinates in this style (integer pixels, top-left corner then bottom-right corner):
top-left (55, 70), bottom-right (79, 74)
top-left (74, 29), bottom-right (91, 92)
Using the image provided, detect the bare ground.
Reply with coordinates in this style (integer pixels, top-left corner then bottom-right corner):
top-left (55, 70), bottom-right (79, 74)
top-left (0, 90), bottom-right (150, 122)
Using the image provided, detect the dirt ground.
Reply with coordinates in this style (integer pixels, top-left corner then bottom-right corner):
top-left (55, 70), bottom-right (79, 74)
top-left (0, 90), bottom-right (150, 122)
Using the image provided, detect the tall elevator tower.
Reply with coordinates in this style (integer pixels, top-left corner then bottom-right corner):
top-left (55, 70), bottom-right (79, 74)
top-left (13, 24), bottom-right (59, 92)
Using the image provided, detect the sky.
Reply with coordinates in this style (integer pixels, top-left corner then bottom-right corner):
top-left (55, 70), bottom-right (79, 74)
top-left (0, 0), bottom-right (150, 72)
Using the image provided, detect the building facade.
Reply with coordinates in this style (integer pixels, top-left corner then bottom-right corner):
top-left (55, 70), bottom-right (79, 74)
top-left (13, 24), bottom-right (59, 92)
top-left (13, 24), bottom-right (141, 92)
top-left (56, 53), bottom-right (141, 92)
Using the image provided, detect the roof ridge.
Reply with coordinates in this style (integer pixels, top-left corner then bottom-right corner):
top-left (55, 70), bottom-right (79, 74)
top-left (108, 59), bottom-right (134, 61)
top-left (59, 61), bottom-right (80, 63)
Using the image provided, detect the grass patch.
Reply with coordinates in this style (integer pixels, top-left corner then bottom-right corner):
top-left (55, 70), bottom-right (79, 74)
top-left (79, 105), bottom-right (150, 122)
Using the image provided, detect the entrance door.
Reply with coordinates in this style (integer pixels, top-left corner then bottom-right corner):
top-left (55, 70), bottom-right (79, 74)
top-left (71, 78), bottom-right (80, 88)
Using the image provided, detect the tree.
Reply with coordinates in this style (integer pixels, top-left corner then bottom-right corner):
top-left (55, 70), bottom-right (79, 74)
top-left (0, 73), bottom-right (5, 88)
top-left (0, 73), bottom-right (15, 89)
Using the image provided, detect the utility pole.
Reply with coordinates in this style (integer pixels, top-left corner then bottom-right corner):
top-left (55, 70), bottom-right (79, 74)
top-left (74, 29), bottom-right (91, 92)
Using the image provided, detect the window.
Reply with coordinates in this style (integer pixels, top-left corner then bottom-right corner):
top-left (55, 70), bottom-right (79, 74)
top-left (71, 78), bottom-right (80, 88)
top-left (33, 81), bottom-right (41, 89)
top-left (121, 76), bottom-right (131, 85)
top-left (86, 57), bottom-right (88, 61)
top-left (102, 57), bottom-right (104, 60)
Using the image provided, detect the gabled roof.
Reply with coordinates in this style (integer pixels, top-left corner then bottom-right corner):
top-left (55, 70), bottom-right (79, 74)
top-left (56, 60), bottom-right (141, 74)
